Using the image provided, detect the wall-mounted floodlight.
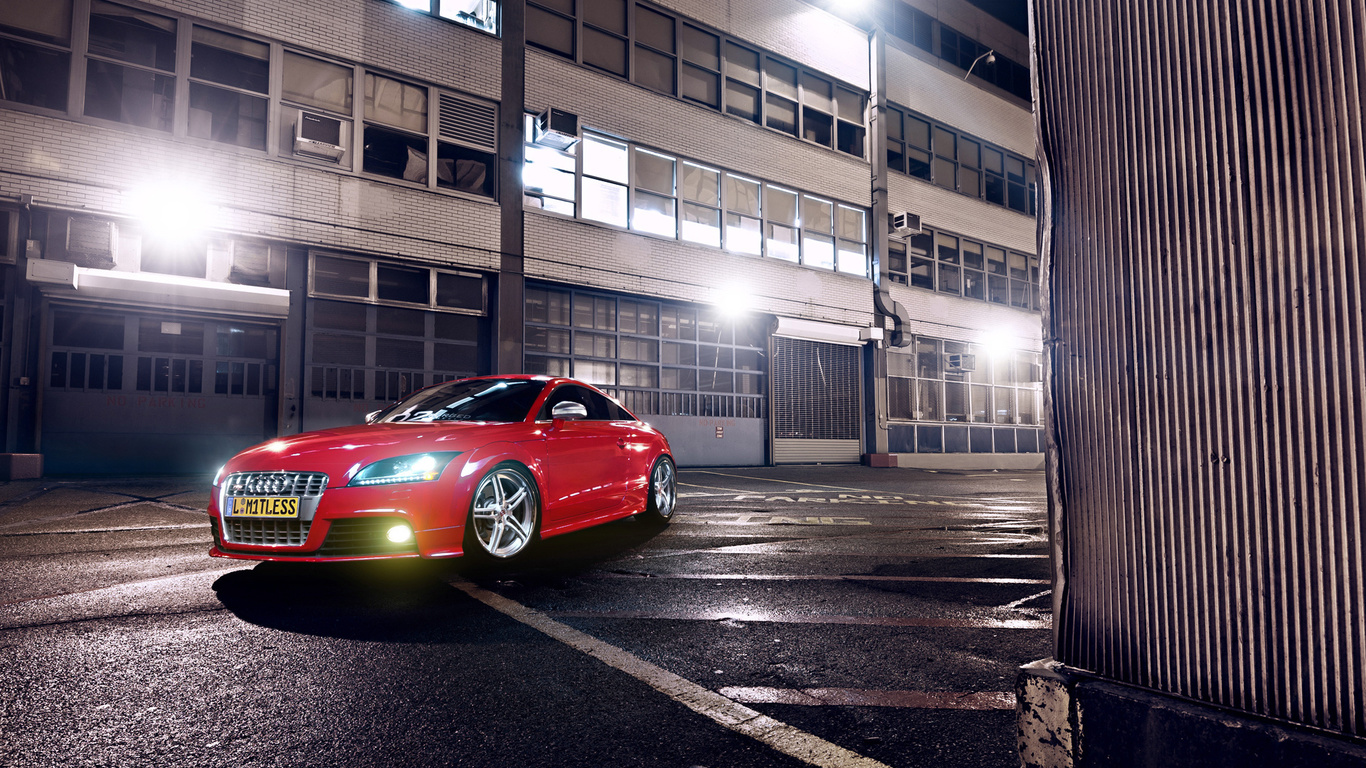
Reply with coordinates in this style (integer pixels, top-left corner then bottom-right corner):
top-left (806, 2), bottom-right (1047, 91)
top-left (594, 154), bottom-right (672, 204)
top-left (125, 180), bottom-right (220, 242)
top-left (713, 283), bottom-right (753, 317)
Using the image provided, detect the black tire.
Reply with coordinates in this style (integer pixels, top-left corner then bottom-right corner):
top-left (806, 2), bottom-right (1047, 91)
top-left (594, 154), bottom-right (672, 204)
top-left (642, 455), bottom-right (677, 524)
top-left (463, 462), bottom-right (540, 561)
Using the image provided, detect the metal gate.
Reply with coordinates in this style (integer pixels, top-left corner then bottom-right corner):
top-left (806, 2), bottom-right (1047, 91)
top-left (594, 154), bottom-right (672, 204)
top-left (42, 304), bottom-right (278, 474)
top-left (771, 336), bottom-right (861, 463)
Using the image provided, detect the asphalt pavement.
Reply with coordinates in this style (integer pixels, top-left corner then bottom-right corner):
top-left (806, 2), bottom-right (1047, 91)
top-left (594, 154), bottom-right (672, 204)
top-left (0, 466), bottom-right (1049, 768)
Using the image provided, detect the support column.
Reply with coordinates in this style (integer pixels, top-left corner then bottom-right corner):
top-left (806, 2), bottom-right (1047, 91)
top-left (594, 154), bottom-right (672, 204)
top-left (495, 0), bottom-right (527, 374)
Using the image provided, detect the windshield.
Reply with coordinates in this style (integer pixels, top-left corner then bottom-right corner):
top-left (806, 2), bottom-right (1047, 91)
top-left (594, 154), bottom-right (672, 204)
top-left (374, 379), bottom-right (547, 423)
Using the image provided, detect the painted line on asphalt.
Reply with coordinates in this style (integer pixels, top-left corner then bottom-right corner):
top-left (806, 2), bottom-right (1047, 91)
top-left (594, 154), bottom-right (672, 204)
top-left (1003, 589), bottom-right (1053, 610)
top-left (687, 471), bottom-right (891, 494)
top-left (597, 572), bottom-right (1049, 585)
top-left (451, 578), bottom-right (890, 768)
top-left (0, 565), bottom-right (246, 608)
top-left (0, 523), bottom-right (208, 538)
top-left (637, 547), bottom-right (1049, 561)
top-left (545, 608), bottom-right (1051, 630)
top-left (719, 687), bottom-right (1016, 710)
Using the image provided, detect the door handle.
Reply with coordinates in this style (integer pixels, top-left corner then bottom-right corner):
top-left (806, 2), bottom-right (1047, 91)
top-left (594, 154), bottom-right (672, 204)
top-left (617, 438), bottom-right (627, 448)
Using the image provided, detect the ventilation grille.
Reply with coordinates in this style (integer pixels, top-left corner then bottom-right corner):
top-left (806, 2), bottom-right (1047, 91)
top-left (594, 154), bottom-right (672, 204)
top-left (1037, 0), bottom-right (1366, 738)
top-left (438, 93), bottom-right (497, 151)
top-left (65, 216), bottom-right (117, 269)
top-left (772, 337), bottom-right (859, 441)
top-left (318, 518), bottom-right (419, 557)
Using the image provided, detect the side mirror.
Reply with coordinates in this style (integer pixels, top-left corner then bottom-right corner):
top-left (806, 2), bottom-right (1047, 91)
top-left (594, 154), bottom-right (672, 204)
top-left (550, 401), bottom-right (588, 421)
top-left (365, 410), bottom-right (382, 424)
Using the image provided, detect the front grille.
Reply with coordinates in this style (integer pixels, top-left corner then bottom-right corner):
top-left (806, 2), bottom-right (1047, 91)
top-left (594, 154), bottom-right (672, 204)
top-left (223, 518), bottom-right (312, 547)
top-left (224, 472), bottom-right (328, 498)
top-left (318, 518), bottom-right (419, 557)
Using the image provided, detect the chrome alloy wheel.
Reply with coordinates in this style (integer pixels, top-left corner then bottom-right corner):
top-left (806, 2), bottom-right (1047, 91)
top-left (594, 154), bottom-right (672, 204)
top-left (649, 457), bottom-right (676, 521)
top-left (470, 468), bottom-right (537, 558)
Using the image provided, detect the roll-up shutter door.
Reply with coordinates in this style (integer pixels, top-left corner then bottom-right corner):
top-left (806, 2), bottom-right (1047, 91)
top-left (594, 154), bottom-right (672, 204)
top-left (771, 336), bottom-right (861, 463)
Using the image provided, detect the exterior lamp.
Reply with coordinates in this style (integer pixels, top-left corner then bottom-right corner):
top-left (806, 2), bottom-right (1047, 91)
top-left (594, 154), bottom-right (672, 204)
top-left (713, 283), bottom-right (752, 317)
top-left (124, 180), bottom-right (220, 242)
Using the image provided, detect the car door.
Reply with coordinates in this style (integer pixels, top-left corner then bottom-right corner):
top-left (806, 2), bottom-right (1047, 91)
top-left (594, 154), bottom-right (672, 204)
top-left (538, 385), bottom-right (632, 521)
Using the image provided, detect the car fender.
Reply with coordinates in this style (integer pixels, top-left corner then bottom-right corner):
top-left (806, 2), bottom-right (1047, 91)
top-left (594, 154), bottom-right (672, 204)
top-left (452, 440), bottom-right (546, 521)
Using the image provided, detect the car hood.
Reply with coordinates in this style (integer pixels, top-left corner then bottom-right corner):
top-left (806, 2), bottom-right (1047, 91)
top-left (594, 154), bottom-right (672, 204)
top-left (224, 421), bottom-right (525, 479)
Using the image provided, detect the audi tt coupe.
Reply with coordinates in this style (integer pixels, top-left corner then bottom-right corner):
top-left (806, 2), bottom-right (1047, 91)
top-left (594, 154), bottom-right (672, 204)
top-left (208, 375), bottom-right (677, 562)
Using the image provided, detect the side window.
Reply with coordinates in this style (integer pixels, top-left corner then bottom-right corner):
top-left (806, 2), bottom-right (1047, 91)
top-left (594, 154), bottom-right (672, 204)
top-left (539, 385), bottom-right (628, 420)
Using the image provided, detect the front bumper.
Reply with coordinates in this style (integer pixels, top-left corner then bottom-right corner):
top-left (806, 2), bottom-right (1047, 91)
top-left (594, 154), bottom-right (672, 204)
top-left (209, 480), bottom-right (466, 562)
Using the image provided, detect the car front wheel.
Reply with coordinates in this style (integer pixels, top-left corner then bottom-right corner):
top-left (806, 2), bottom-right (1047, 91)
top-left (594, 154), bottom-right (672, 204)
top-left (466, 463), bottom-right (539, 559)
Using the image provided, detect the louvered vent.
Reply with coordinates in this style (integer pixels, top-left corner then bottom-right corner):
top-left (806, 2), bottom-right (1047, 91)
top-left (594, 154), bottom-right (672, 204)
top-left (438, 93), bottom-right (497, 151)
top-left (65, 216), bottom-right (117, 269)
top-left (229, 240), bottom-right (270, 286)
top-left (772, 337), bottom-right (860, 441)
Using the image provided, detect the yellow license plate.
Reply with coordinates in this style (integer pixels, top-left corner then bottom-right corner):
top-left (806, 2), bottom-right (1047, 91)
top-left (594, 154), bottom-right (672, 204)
top-left (231, 497), bottom-right (300, 518)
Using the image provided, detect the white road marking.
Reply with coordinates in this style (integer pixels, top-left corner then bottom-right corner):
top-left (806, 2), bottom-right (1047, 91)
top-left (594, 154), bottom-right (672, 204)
top-left (451, 578), bottom-right (890, 768)
top-left (688, 470), bottom-right (888, 494)
top-left (1003, 589), bottom-right (1053, 610)
top-left (720, 686), bottom-right (1016, 710)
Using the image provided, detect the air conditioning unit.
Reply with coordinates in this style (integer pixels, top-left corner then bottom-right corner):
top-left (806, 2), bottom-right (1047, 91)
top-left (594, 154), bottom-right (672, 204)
top-left (891, 211), bottom-right (922, 237)
top-left (534, 108), bottom-right (579, 150)
top-left (65, 216), bottom-right (118, 269)
top-left (228, 240), bottom-right (270, 286)
top-left (294, 111), bottom-right (345, 161)
top-left (946, 353), bottom-right (977, 372)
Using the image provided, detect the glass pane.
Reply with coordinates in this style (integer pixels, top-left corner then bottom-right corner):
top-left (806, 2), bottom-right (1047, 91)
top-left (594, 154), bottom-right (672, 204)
top-left (938, 234), bottom-right (959, 263)
top-left (583, 26), bottom-right (628, 75)
top-left (0, 0), bottom-right (72, 44)
top-left (438, 0), bottom-right (497, 32)
top-left (1009, 251), bottom-right (1029, 279)
top-left (986, 246), bottom-right (1008, 275)
top-left (583, 134), bottom-right (629, 183)
top-left (988, 274), bottom-right (1009, 304)
top-left (662, 341), bottom-right (695, 365)
top-left (726, 174), bottom-right (761, 216)
top-left (191, 27), bottom-right (268, 93)
top-left (681, 203), bottom-right (721, 247)
top-left (725, 42), bottom-right (760, 85)
top-left (837, 205), bottom-right (865, 241)
top-left (89, 1), bottom-right (176, 70)
top-left (724, 80), bottom-right (760, 122)
top-left (802, 233), bottom-right (834, 270)
top-left (765, 94), bottom-right (797, 135)
top-left (933, 158), bottom-right (956, 190)
top-left (526, 326), bottom-right (571, 354)
top-left (681, 162), bottom-right (719, 205)
top-left (0, 39), bottom-right (69, 110)
top-left (963, 269), bottom-right (985, 300)
top-left (365, 73), bottom-right (427, 133)
top-left (438, 142), bottom-right (495, 197)
top-left (660, 306), bottom-right (695, 339)
top-left (725, 214), bottom-right (761, 255)
top-left (283, 52), bottom-right (353, 113)
top-left (916, 380), bottom-right (942, 420)
top-left (766, 186), bottom-right (798, 225)
top-left (526, 287), bottom-right (571, 325)
top-left (961, 240), bottom-right (984, 270)
top-left (971, 384), bottom-right (991, 422)
top-left (682, 24), bottom-right (719, 69)
top-left (632, 191), bottom-right (677, 238)
top-left (574, 360), bottom-right (616, 386)
top-left (634, 45), bottom-right (676, 94)
top-left (313, 256), bottom-right (369, 297)
top-left (802, 196), bottom-right (833, 233)
top-left (766, 223), bottom-right (798, 262)
top-left (635, 5), bottom-right (675, 52)
top-left (906, 116), bottom-right (930, 149)
top-left (634, 148), bottom-right (675, 195)
top-left (960, 169), bottom-right (980, 197)
top-left (620, 363), bottom-right (658, 388)
top-left (84, 60), bottom-right (174, 131)
top-left (189, 82), bottom-right (266, 151)
top-left (800, 72), bottom-right (832, 112)
top-left (910, 257), bottom-right (934, 290)
top-left (765, 58), bottom-right (797, 98)
top-left (584, 0), bottom-right (626, 35)
top-left (681, 64), bottom-right (719, 107)
top-left (662, 367), bottom-right (695, 391)
top-left (835, 87), bottom-right (863, 122)
top-left (574, 331), bottom-right (616, 358)
top-left (436, 272), bottom-right (483, 310)
top-left (994, 387), bottom-right (1015, 423)
top-left (908, 148), bottom-right (931, 180)
top-left (984, 147), bottom-right (1004, 174)
top-left (363, 124), bottom-right (427, 182)
top-left (837, 121), bottom-right (865, 158)
top-left (377, 264), bottom-right (430, 304)
top-left (582, 178), bottom-right (629, 226)
top-left (960, 138), bottom-right (980, 168)
top-left (939, 263), bottom-right (961, 294)
top-left (574, 295), bottom-right (616, 330)
top-left (837, 241), bottom-right (866, 276)
top-left (526, 5), bottom-right (574, 56)
top-left (802, 107), bottom-right (832, 146)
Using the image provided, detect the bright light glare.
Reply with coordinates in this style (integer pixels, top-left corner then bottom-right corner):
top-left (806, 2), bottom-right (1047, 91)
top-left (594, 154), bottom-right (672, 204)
top-left (713, 283), bottom-right (752, 317)
top-left (125, 181), bottom-right (219, 241)
top-left (978, 329), bottom-right (1015, 358)
top-left (411, 455), bottom-right (438, 473)
top-left (387, 524), bottom-right (414, 543)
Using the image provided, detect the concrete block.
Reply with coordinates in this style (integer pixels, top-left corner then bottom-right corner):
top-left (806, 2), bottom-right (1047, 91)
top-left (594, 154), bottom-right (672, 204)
top-left (1017, 659), bottom-right (1076, 768)
top-left (862, 453), bottom-right (898, 468)
top-left (0, 454), bottom-right (43, 480)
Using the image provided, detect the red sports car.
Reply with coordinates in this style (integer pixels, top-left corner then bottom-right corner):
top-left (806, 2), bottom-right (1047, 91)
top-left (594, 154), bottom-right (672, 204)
top-left (208, 375), bottom-right (677, 562)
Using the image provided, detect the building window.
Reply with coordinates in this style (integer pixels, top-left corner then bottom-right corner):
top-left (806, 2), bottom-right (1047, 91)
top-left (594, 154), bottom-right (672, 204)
top-left (525, 285), bottom-right (765, 419)
top-left (526, 2), bottom-right (867, 159)
top-left (310, 253), bottom-right (486, 314)
top-left (888, 337), bottom-right (1041, 426)
top-left (84, 1), bottom-right (177, 131)
top-left (384, 0), bottom-right (499, 34)
top-left (189, 27), bottom-right (268, 150)
top-left (888, 227), bottom-right (1040, 311)
top-left (0, 1), bottom-right (73, 111)
top-left (886, 1), bottom-right (1030, 102)
top-left (886, 104), bottom-right (1036, 216)
top-left (526, 127), bottom-right (869, 276)
top-left (363, 73), bottom-right (429, 183)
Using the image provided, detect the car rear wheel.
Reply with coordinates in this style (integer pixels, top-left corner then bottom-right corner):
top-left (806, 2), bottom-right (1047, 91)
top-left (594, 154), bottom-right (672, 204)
top-left (642, 455), bottom-right (677, 524)
top-left (467, 463), bottom-right (539, 559)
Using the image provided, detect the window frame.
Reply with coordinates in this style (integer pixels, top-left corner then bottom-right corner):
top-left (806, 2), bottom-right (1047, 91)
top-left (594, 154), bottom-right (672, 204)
top-left (887, 227), bottom-right (1041, 312)
top-left (886, 103), bottom-right (1037, 216)
top-left (308, 252), bottom-right (488, 316)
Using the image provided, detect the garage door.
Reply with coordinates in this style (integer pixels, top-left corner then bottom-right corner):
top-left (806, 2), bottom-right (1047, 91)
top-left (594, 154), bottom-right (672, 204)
top-left (771, 336), bottom-right (861, 463)
top-left (42, 305), bottom-right (279, 474)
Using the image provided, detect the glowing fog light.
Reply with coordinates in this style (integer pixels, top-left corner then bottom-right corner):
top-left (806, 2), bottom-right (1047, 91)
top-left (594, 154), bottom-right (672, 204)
top-left (387, 524), bottom-right (413, 544)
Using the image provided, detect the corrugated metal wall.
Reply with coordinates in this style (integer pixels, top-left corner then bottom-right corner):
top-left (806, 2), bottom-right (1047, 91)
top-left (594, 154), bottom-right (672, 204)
top-left (1036, 0), bottom-right (1366, 738)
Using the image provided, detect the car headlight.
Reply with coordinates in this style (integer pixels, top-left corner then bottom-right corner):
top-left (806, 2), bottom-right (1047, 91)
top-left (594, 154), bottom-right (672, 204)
top-left (212, 465), bottom-right (226, 487)
top-left (348, 452), bottom-right (461, 487)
